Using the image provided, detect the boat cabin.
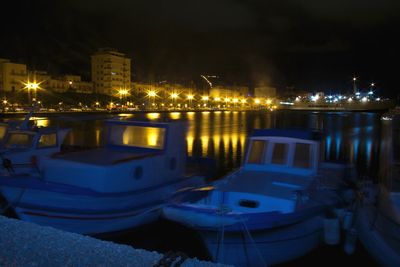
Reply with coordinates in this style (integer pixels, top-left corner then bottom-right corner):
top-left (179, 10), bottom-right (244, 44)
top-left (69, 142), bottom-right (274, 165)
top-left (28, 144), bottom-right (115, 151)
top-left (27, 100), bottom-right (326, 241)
top-left (1, 127), bottom-right (68, 151)
top-left (43, 120), bottom-right (188, 192)
top-left (244, 129), bottom-right (320, 176)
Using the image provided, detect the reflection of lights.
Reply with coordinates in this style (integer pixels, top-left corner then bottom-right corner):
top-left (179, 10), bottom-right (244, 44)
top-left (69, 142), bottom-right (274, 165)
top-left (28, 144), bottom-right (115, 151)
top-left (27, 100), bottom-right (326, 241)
top-left (266, 99), bottom-right (272, 105)
top-left (146, 113), bottom-right (160, 120)
top-left (232, 98), bottom-right (238, 103)
top-left (170, 112), bottom-right (181, 120)
top-left (214, 97), bottom-right (221, 102)
top-left (34, 118), bottom-right (49, 127)
top-left (186, 136), bottom-right (194, 156)
top-left (224, 98), bottom-right (230, 103)
top-left (202, 96), bottom-right (209, 101)
top-left (295, 97), bottom-right (300, 102)
top-left (241, 99), bottom-right (246, 104)
top-left (118, 113), bottom-right (134, 118)
top-left (95, 129), bottom-right (101, 146)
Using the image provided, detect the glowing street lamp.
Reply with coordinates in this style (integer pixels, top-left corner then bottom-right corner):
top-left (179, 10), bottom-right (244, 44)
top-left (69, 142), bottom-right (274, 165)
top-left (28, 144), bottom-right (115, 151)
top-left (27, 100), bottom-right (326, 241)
top-left (170, 92), bottom-right (179, 107)
top-left (118, 88), bottom-right (129, 99)
top-left (187, 94), bottom-right (194, 107)
top-left (201, 95), bottom-right (209, 107)
top-left (368, 82), bottom-right (375, 95)
top-left (147, 90), bottom-right (157, 106)
top-left (254, 99), bottom-right (261, 105)
top-left (214, 97), bottom-right (221, 102)
top-left (23, 81), bottom-right (40, 104)
top-left (352, 76), bottom-right (358, 94)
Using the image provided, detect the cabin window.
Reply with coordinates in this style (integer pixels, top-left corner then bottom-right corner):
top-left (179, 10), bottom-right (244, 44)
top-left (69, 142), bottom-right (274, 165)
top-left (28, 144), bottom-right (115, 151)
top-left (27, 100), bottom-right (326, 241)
top-left (293, 143), bottom-right (312, 168)
top-left (4, 133), bottom-right (35, 149)
top-left (247, 140), bottom-right (267, 164)
top-left (110, 125), bottom-right (165, 149)
top-left (271, 143), bottom-right (288, 165)
top-left (38, 133), bottom-right (57, 148)
top-left (0, 125), bottom-right (7, 141)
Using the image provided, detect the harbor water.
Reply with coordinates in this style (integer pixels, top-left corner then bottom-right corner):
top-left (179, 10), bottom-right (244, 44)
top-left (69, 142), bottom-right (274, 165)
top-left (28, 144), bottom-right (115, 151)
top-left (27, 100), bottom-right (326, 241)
top-left (1, 110), bottom-right (382, 266)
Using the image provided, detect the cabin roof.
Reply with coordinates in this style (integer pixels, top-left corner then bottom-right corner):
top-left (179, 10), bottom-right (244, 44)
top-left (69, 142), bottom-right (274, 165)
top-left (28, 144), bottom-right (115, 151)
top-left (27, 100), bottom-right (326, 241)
top-left (251, 128), bottom-right (322, 141)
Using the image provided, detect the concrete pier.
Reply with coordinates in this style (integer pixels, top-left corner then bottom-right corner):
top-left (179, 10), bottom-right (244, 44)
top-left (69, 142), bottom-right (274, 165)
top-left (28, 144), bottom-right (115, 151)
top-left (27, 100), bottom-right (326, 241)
top-left (0, 216), bottom-right (229, 266)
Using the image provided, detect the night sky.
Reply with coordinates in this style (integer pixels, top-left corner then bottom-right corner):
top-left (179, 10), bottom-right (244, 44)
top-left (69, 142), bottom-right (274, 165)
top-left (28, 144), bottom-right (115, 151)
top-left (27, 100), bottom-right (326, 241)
top-left (1, 0), bottom-right (399, 96)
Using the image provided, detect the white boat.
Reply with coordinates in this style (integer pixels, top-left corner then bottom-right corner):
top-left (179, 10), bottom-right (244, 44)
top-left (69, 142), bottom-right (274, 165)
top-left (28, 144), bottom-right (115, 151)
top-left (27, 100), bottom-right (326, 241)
top-left (0, 120), bottom-right (204, 234)
top-left (0, 110), bottom-right (70, 176)
top-left (355, 113), bottom-right (400, 266)
top-left (163, 129), bottom-right (352, 266)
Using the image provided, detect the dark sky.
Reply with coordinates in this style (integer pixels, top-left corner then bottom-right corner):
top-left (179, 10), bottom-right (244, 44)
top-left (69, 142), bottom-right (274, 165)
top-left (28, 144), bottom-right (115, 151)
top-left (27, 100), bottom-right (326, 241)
top-left (1, 0), bottom-right (399, 95)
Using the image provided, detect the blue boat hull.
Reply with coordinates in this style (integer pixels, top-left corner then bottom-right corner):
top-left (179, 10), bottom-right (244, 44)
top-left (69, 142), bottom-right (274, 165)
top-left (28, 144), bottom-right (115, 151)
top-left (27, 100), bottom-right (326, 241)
top-left (201, 215), bottom-right (323, 266)
top-left (0, 176), bottom-right (203, 234)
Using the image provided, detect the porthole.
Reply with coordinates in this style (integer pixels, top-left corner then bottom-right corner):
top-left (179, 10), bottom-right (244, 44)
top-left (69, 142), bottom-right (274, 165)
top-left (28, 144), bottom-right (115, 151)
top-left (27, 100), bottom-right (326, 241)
top-left (239, 199), bottom-right (259, 208)
top-left (134, 166), bottom-right (143, 180)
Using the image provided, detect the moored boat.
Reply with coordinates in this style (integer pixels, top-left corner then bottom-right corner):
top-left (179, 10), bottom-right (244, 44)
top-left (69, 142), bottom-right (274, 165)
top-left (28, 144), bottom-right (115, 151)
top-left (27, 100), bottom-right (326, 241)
top-left (163, 128), bottom-right (353, 266)
top-left (355, 112), bottom-right (400, 266)
top-left (0, 119), bottom-right (204, 234)
top-left (0, 108), bottom-right (70, 176)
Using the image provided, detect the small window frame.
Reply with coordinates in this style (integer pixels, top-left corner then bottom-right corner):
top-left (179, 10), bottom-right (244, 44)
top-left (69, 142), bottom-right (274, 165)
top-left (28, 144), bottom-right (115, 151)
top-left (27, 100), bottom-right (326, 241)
top-left (37, 132), bottom-right (58, 149)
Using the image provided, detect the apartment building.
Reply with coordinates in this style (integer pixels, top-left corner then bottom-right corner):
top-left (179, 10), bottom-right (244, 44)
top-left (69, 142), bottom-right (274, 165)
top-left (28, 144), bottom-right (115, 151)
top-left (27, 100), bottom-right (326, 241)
top-left (0, 58), bottom-right (27, 92)
top-left (91, 48), bottom-right (131, 95)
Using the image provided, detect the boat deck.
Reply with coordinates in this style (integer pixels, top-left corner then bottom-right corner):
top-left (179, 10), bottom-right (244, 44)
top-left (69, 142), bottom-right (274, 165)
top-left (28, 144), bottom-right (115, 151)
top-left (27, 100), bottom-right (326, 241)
top-left (52, 148), bottom-right (161, 166)
top-left (218, 170), bottom-right (314, 199)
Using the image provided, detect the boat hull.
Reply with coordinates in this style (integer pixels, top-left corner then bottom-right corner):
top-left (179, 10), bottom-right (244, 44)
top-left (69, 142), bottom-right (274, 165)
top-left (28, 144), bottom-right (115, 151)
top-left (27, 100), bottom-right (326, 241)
top-left (0, 176), bottom-right (203, 234)
top-left (199, 215), bottom-right (323, 266)
top-left (357, 205), bottom-right (400, 267)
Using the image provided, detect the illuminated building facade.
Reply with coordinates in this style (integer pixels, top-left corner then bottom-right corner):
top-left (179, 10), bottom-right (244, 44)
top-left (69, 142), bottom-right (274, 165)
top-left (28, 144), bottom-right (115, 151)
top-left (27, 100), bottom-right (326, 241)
top-left (91, 48), bottom-right (131, 95)
top-left (0, 58), bottom-right (27, 92)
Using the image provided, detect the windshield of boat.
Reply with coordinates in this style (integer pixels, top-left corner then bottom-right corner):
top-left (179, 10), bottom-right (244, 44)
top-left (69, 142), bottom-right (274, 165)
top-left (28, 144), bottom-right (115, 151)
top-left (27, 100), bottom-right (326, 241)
top-left (109, 125), bottom-right (166, 149)
top-left (246, 138), bottom-right (315, 170)
top-left (0, 124), bottom-right (7, 142)
top-left (4, 132), bottom-right (35, 149)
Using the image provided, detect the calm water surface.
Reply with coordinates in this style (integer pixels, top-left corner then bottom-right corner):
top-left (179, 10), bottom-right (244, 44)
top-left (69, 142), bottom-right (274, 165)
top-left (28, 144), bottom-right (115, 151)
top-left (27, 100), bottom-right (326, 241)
top-left (31, 110), bottom-right (382, 178)
top-left (3, 110), bottom-right (383, 265)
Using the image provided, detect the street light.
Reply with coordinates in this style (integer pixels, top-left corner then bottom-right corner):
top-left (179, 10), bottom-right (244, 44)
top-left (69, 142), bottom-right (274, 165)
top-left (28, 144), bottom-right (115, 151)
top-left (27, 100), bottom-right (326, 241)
top-left (118, 88), bottom-right (129, 99)
top-left (170, 92), bottom-right (179, 107)
top-left (202, 96), bottom-right (209, 108)
top-left (187, 94), bottom-right (194, 107)
top-left (147, 90), bottom-right (157, 107)
top-left (24, 81), bottom-right (40, 104)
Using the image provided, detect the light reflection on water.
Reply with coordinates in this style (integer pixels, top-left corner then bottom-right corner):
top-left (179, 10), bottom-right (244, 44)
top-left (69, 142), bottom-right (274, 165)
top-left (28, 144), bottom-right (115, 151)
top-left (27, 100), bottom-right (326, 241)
top-left (4, 110), bottom-right (381, 178)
